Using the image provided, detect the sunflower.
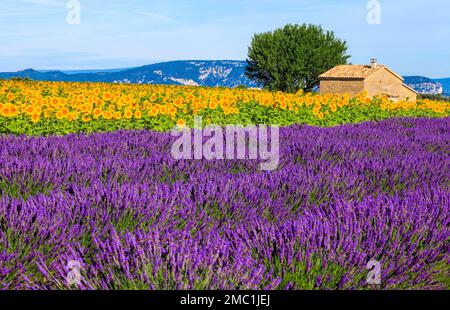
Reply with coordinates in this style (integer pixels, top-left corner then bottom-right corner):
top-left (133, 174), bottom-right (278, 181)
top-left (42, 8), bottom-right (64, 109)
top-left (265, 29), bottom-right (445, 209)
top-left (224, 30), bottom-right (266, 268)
top-left (176, 118), bottom-right (186, 128)
top-left (1, 106), bottom-right (11, 117)
top-left (31, 114), bottom-right (40, 123)
top-left (330, 103), bottom-right (338, 113)
top-left (134, 110), bottom-right (142, 119)
top-left (102, 111), bottom-right (112, 120)
top-left (114, 111), bottom-right (122, 120)
top-left (93, 108), bottom-right (102, 119)
top-left (25, 106), bottom-right (35, 115)
top-left (124, 109), bottom-right (133, 119)
top-left (148, 107), bottom-right (159, 117)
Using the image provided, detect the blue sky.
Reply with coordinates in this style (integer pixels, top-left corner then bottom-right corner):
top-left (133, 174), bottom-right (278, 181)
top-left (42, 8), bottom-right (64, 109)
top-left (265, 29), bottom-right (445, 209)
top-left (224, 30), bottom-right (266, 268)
top-left (0, 0), bottom-right (449, 77)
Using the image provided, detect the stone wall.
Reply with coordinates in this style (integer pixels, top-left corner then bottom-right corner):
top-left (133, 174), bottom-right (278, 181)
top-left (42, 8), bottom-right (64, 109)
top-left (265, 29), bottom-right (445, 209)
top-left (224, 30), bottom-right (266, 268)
top-left (319, 79), bottom-right (364, 96)
top-left (399, 85), bottom-right (418, 102)
top-left (364, 69), bottom-right (403, 99)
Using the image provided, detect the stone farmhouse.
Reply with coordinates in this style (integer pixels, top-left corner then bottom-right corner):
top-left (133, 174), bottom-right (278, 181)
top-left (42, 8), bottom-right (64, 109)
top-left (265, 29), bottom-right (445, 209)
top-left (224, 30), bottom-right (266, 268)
top-left (319, 59), bottom-right (417, 102)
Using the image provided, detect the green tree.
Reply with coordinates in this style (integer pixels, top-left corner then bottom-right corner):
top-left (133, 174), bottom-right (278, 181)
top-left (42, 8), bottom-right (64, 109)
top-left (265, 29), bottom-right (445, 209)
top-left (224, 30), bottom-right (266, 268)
top-left (245, 24), bottom-right (350, 93)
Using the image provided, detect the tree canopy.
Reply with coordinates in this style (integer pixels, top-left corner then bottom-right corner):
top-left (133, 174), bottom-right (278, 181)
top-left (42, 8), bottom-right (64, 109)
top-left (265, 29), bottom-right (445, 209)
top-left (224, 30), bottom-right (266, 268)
top-left (245, 24), bottom-right (350, 93)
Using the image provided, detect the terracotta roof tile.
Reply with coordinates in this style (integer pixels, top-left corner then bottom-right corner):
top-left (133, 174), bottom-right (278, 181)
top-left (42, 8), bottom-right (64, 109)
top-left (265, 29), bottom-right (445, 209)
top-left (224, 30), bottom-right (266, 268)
top-left (319, 65), bottom-right (385, 79)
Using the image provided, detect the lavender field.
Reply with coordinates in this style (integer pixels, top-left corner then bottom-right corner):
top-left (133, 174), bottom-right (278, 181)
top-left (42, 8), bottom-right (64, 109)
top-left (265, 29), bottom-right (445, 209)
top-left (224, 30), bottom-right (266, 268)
top-left (0, 117), bottom-right (449, 290)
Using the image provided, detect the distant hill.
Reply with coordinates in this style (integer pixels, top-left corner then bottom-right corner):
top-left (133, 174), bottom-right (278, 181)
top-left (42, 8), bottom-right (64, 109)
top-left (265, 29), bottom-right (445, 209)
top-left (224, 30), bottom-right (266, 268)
top-left (41, 68), bottom-right (136, 75)
top-left (434, 78), bottom-right (450, 96)
top-left (403, 76), bottom-right (443, 95)
top-left (0, 69), bottom-right (70, 81)
top-left (0, 62), bottom-right (448, 96)
top-left (0, 60), bottom-right (258, 88)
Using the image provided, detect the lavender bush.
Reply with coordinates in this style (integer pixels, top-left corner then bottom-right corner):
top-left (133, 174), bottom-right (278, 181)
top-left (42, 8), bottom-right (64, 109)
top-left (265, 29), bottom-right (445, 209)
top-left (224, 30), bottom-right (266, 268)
top-left (0, 117), bottom-right (449, 289)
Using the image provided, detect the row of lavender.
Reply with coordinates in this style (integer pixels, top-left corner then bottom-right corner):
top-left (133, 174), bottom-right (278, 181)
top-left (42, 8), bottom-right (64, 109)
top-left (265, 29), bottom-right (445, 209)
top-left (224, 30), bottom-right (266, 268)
top-left (0, 118), bottom-right (449, 289)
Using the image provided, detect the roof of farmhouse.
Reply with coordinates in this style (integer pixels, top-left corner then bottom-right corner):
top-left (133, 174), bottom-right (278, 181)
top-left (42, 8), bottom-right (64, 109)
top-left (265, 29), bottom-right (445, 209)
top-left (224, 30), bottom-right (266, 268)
top-left (319, 64), bottom-right (404, 81)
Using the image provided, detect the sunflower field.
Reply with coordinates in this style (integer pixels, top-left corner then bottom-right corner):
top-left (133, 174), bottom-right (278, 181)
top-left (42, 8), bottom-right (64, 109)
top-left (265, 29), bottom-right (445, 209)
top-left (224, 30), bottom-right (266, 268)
top-left (0, 79), bottom-right (448, 135)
